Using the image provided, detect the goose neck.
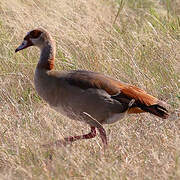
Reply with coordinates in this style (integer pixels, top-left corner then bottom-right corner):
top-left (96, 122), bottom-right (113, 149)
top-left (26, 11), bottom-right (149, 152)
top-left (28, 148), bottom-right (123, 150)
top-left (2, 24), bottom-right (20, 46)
top-left (37, 42), bottom-right (55, 70)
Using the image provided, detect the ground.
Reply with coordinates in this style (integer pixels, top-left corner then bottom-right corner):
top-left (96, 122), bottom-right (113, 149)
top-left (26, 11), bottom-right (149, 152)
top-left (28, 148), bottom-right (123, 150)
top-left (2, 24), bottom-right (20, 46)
top-left (0, 0), bottom-right (179, 179)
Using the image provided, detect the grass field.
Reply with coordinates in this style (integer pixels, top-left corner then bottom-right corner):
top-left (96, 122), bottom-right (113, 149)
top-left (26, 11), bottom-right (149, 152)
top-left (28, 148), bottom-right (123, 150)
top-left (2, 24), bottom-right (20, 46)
top-left (0, 0), bottom-right (179, 179)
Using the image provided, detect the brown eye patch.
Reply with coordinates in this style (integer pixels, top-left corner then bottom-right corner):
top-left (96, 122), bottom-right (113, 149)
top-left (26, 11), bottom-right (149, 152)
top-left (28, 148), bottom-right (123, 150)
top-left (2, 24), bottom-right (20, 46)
top-left (29, 30), bottom-right (42, 38)
top-left (24, 30), bottom-right (42, 41)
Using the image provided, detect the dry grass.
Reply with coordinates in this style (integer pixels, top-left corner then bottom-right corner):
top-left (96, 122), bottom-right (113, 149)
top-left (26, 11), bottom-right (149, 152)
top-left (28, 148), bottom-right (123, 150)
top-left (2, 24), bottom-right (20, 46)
top-left (0, 0), bottom-right (179, 179)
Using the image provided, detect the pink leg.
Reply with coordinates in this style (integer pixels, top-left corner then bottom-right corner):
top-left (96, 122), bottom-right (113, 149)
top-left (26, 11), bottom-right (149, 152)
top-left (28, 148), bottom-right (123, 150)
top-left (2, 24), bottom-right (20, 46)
top-left (63, 126), bottom-right (97, 142)
top-left (43, 126), bottom-right (107, 148)
top-left (97, 127), bottom-right (108, 148)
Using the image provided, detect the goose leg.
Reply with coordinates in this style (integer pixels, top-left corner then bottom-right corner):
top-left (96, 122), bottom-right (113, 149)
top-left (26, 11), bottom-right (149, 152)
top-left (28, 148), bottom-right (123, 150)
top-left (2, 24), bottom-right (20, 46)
top-left (43, 112), bottom-right (107, 148)
top-left (97, 127), bottom-right (108, 149)
top-left (42, 126), bottom-right (97, 148)
top-left (64, 126), bottom-right (108, 149)
top-left (47, 126), bottom-right (97, 147)
top-left (64, 126), bottom-right (97, 142)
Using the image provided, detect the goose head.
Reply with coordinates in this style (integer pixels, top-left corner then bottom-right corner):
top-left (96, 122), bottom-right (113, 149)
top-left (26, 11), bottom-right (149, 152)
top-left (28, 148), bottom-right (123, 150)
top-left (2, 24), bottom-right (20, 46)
top-left (15, 28), bottom-right (51, 52)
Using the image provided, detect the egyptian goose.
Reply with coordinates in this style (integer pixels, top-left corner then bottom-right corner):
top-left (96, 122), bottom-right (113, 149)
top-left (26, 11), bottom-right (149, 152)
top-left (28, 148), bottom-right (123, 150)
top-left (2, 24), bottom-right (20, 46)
top-left (15, 28), bottom-right (169, 148)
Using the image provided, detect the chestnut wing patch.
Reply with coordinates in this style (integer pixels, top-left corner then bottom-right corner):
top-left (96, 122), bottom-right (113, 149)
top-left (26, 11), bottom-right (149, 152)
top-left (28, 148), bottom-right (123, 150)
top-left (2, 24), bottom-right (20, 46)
top-left (66, 70), bottom-right (157, 105)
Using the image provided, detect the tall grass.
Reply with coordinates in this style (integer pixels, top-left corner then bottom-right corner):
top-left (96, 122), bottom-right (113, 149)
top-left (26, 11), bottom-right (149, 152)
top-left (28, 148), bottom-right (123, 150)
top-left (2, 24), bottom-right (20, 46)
top-left (0, 0), bottom-right (179, 179)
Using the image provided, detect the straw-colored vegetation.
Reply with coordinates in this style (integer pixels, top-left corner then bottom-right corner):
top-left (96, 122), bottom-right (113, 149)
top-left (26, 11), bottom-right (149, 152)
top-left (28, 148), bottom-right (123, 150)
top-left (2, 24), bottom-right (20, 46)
top-left (0, 0), bottom-right (179, 179)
